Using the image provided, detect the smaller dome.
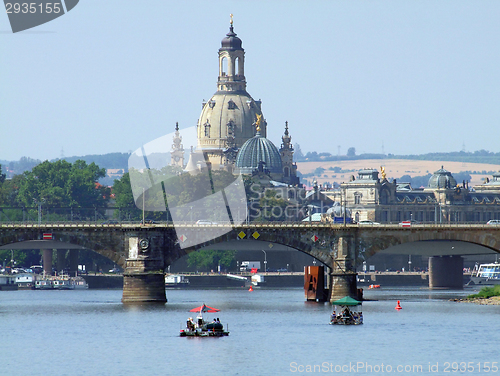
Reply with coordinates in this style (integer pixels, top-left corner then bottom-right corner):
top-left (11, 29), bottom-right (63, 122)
top-left (220, 26), bottom-right (242, 51)
top-left (428, 166), bottom-right (457, 189)
top-left (235, 132), bottom-right (282, 175)
top-left (484, 171), bottom-right (500, 186)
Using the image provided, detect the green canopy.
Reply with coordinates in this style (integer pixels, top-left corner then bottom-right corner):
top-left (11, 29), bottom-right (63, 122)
top-left (331, 296), bottom-right (361, 306)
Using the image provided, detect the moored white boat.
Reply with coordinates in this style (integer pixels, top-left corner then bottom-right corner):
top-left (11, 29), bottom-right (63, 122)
top-left (35, 279), bottom-right (53, 289)
top-left (468, 262), bottom-right (500, 285)
top-left (165, 274), bottom-right (190, 288)
top-left (35, 274), bottom-right (89, 290)
top-left (251, 274), bottom-right (265, 287)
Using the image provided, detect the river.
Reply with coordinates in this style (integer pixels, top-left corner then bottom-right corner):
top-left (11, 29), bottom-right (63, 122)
top-left (0, 286), bottom-right (499, 376)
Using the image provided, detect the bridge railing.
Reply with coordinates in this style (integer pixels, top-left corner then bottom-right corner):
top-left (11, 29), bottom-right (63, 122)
top-left (0, 220), bottom-right (497, 229)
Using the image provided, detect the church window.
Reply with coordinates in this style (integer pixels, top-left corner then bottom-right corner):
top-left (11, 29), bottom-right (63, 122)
top-left (284, 166), bottom-right (290, 177)
top-left (208, 100), bottom-right (216, 109)
top-left (227, 99), bottom-right (236, 110)
top-left (354, 193), bottom-right (361, 205)
top-left (235, 57), bottom-right (241, 76)
top-left (221, 57), bottom-right (228, 76)
top-left (204, 120), bottom-right (211, 137)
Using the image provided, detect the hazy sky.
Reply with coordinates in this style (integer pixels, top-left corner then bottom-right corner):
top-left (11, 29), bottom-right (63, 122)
top-left (2, 1), bottom-right (500, 161)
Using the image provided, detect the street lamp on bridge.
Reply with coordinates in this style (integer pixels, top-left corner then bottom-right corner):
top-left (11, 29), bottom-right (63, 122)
top-left (33, 198), bottom-right (45, 226)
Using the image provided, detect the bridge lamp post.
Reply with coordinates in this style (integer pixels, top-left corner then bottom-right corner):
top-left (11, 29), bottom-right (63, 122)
top-left (261, 250), bottom-right (267, 272)
top-left (307, 205), bottom-right (313, 224)
top-left (33, 198), bottom-right (45, 226)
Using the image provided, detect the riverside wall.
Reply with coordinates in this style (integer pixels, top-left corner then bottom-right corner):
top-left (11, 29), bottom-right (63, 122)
top-left (0, 272), bottom-right (473, 289)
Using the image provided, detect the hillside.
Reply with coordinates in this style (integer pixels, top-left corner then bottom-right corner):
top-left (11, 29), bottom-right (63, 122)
top-left (296, 159), bottom-right (500, 188)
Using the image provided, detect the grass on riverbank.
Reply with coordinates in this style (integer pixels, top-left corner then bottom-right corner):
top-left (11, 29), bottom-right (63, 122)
top-left (468, 285), bottom-right (500, 299)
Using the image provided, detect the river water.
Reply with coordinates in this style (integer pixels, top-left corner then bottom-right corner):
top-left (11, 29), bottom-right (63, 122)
top-left (1, 286), bottom-right (499, 376)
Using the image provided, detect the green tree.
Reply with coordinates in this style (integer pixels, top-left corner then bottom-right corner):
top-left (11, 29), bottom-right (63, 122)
top-left (0, 164), bottom-right (5, 186)
top-left (0, 249), bottom-right (41, 269)
top-left (314, 167), bottom-right (325, 175)
top-left (186, 249), bottom-right (237, 272)
top-left (16, 160), bottom-right (109, 220)
top-left (347, 147), bottom-right (356, 157)
top-left (257, 190), bottom-right (289, 222)
top-left (0, 175), bottom-right (27, 221)
top-left (112, 172), bottom-right (143, 220)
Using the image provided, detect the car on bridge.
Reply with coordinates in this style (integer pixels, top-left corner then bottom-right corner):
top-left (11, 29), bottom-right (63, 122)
top-left (195, 220), bottom-right (218, 225)
top-left (357, 220), bottom-right (380, 225)
top-left (487, 219), bottom-right (500, 225)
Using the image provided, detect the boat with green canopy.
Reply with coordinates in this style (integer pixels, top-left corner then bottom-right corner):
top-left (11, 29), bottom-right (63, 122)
top-left (330, 296), bottom-right (363, 325)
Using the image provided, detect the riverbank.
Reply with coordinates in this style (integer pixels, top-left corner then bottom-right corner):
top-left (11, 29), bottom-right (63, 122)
top-left (452, 296), bottom-right (500, 305)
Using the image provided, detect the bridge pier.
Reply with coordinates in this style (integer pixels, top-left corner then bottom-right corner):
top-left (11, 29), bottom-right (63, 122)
top-left (121, 234), bottom-right (167, 304)
top-left (429, 256), bottom-right (464, 289)
top-left (69, 249), bottom-right (79, 275)
top-left (57, 250), bottom-right (65, 272)
top-left (42, 249), bottom-right (52, 275)
top-left (329, 236), bottom-right (359, 302)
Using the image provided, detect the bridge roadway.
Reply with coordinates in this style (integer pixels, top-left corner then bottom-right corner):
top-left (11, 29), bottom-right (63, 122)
top-left (1, 222), bottom-right (499, 303)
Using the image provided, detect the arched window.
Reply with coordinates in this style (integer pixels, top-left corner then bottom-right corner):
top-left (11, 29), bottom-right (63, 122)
top-left (204, 120), bottom-right (211, 137)
top-left (354, 193), bottom-right (361, 205)
top-left (221, 57), bottom-right (228, 76)
top-left (235, 57), bottom-right (240, 76)
top-left (284, 166), bottom-right (290, 177)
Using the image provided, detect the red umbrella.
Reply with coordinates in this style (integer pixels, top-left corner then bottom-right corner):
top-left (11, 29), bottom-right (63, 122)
top-left (189, 304), bottom-right (220, 313)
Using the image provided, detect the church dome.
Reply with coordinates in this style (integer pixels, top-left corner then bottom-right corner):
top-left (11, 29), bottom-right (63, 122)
top-left (220, 26), bottom-right (242, 51)
top-left (235, 132), bottom-right (282, 175)
top-left (197, 92), bottom-right (265, 151)
top-left (428, 166), bottom-right (457, 189)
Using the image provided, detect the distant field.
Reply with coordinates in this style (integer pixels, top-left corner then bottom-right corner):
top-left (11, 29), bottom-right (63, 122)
top-left (296, 159), bottom-right (500, 187)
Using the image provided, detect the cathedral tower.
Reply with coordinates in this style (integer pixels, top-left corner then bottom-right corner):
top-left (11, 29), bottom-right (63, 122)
top-left (170, 122), bottom-right (184, 168)
top-left (279, 121), bottom-right (299, 186)
top-left (197, 16), bottom-right (267, 169)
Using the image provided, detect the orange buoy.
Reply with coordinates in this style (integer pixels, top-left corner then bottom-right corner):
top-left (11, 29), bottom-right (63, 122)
top-left (248, 286), bottom-right (253, 291)
top-left (395, 300), bottom-right (402, 310)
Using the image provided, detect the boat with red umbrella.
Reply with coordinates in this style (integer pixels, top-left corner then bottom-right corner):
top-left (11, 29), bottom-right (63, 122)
top-left (180, 304), bottom-right (229, 337)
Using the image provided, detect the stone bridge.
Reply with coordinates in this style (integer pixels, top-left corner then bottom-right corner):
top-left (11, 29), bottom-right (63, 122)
top-left (1, 223), bottom-right (499, 303)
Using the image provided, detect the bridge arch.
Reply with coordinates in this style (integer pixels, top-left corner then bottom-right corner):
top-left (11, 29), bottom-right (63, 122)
top-left (357, 227), bottom-right (500, 260)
